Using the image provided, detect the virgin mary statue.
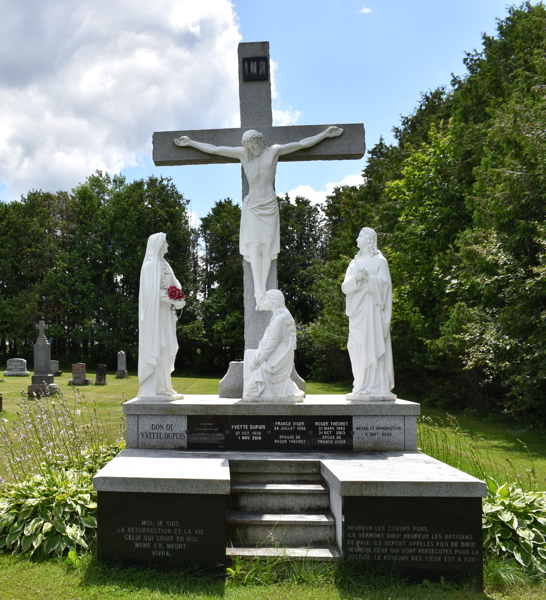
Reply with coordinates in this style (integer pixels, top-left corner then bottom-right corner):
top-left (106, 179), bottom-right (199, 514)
top-left (138, 233), bottom-right (185, 398)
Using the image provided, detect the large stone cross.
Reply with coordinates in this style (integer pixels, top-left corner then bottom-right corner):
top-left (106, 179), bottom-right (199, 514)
top-left (152, 41), bottom-right (365, 394)
top-left (153, 42), bottom-right (365, 345)
top-left (35, 320), bottom-right (49, 339)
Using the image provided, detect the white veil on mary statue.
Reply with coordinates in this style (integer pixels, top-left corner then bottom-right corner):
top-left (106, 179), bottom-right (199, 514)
top-left (138, 232), bottom-right (183, 399)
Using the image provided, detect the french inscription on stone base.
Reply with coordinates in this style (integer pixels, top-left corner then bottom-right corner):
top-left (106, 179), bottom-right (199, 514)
top-left (188, 416), bottom-right (227, 449)
top-left (270, 417), bottom-right (310, 450)
top-left (139, 415), bottom-right (188, 449)
top-left (97, 491), bottom-right (226, 568)
top-left (228, 416), bottom-right (269, 449)
top-left (343, 496), bottom-right (483, 585)
top-left (353, 416), bottom-right (405, 451)
top-left (4, 358), bottom-right (29, 377)
top-left (311, 417), bottom-right (352, 450)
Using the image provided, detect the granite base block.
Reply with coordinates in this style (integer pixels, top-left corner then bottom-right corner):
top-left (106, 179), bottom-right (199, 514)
top-left (343, 495), bottom-right (483, 585)
top-left (135, 394), bottom-right (184, 403)
top-left (4, 371), bottom-right (29, 377)
top-left (68, 379), bottom-right (90, 386)
top-left (98, 491), bottom-right (227, 569)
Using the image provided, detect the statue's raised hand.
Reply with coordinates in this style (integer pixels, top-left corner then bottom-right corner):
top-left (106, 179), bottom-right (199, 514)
top-left (173, 136), bottom-right (191, 147)
top-left (325, 126), bottom-right (343, 138)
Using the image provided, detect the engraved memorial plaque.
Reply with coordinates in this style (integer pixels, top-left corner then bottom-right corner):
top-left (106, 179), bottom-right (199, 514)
top-left (270, 417), bottom-right (310, 450)
top-left (227, 416), bottom-right (269, 450)
top-left (187, 416), bottom-right (227, 449)
top-left (344, 496), bottom-right (483, 584)
top-left (139, 415), bottom-right (188, 449)
top-left (311, 417), bottom-right (353, 450)
top-left (97, 491), bottom-right (226, 569)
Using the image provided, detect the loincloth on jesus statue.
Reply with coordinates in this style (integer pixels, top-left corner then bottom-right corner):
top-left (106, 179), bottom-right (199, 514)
top-left (239, 193), bottom-right (280, 259)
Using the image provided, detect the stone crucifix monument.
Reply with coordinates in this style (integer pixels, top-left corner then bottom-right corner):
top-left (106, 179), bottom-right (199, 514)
top-left (153, 42), bottom-right (365, 396)
top-left (28, 320), bottom-right (58, 396)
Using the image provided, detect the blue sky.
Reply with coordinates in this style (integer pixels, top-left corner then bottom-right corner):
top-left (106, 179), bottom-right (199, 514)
top-left (0, 0), bottom-right (523, 221)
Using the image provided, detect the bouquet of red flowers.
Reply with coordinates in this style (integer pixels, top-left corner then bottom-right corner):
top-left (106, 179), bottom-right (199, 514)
top-left (168, 286), bottom-right (185, 300)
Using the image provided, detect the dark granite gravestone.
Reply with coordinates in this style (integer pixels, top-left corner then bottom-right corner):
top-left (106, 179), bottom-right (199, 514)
top-left (96, 364), bottom-right (107, 385)
top-left (343, 496), bottom-right (483, 585)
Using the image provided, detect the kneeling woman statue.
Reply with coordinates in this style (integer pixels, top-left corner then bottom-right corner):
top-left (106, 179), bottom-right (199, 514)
top-left (243, 289), bottom-right (303, 402)
top-left (138, 232), bottom-right (185, 398)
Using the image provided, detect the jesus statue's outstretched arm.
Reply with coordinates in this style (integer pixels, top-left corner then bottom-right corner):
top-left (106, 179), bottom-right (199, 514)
top-left (173, 136), bottom-right (244, 160)
top-left (275, 126), bottom-right (343, 156)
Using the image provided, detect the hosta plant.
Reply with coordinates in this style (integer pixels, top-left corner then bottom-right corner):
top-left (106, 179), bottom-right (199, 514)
top-left (483, 479), bottom-right (546, 573)
top-left (0, 468), bottom-right (97, 557)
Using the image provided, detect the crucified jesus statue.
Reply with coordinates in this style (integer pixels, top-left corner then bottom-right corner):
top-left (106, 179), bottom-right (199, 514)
top-left (174, 126), bottom-right (343, 310)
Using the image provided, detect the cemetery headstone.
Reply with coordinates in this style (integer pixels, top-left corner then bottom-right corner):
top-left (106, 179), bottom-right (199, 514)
top-left (4, 358), bottom-right (29, 377)
top-left (69, 362), bottom-right (90, 386)
top-left (116, 351), bottom-right (128, 378)
top-left (50, 360), bottom-right (62, 377)
top-left (95, 364), bottom-right (107, 386)
top-left (28, 321), bottom-right (58, 396)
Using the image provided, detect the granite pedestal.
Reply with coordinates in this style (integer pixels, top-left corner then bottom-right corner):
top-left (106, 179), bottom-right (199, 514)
top-left (92, 394), bottom-right (486, 583)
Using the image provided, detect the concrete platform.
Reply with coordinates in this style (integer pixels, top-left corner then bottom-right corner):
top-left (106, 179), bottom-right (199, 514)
top-left (93, 449), bottom-right (230, 494)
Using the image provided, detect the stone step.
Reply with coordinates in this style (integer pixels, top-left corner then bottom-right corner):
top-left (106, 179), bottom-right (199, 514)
top-left (231, 472), bottom-right (323, 484)
top-left (227, 511), bottom-right (335, 547)
top-left (230, 482), bottom-right (330, 512)
top-left (229, 459), bottom-right (321, 475)
top-left (226, 546), bottom-right (341, 561)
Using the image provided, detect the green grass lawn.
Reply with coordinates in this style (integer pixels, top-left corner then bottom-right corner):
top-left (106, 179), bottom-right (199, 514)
top-left (2, 374), bottom-right (546, 599)
top-left (1, 552), bottom-right (545, 600)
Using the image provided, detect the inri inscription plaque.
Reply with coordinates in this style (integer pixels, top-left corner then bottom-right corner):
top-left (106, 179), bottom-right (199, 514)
top-left (97, 491), bottom-right (226, 568)
top-left (344, 496), bottom-right (483, 584)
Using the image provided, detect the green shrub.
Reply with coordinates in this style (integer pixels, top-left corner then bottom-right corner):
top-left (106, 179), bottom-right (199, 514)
top-left (0, 390), bottom-right (124, 558)
top-left (0, 468), bottom-right (97, 557)
top-left (483, 480), bottom-right (546, 573)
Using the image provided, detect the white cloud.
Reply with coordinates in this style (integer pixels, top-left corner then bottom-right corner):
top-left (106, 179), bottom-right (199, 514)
top-left (0, 0), bottom-right (241, 200)
top-left (273, 108), bottom-right (301, 127)
top-left (284, 173), bottom-right (363, 206)
top-left (360, 8), bottom-right (373, 14)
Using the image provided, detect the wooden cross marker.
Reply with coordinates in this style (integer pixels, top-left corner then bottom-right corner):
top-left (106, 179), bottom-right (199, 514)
top-left (152, 41), bottom-right (365, 393)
